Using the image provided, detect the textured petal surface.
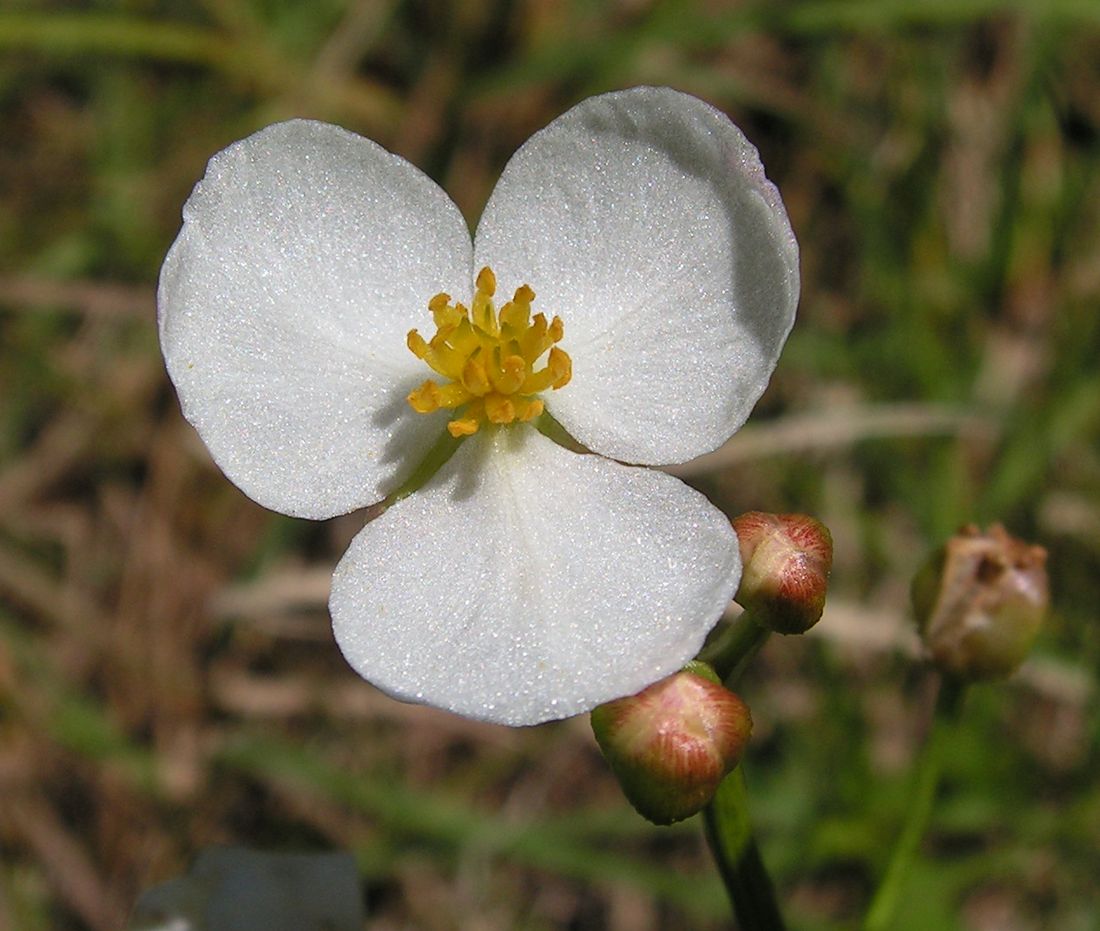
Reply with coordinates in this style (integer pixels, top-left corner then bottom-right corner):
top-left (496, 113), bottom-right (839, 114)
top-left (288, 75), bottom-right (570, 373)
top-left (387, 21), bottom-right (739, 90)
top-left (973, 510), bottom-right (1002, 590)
top-left (159, 120), bottom-right (472, 519)
top-left (474, 86), bottom-right (799, 465)
top-left (330, 427), bottom-right (740, 726)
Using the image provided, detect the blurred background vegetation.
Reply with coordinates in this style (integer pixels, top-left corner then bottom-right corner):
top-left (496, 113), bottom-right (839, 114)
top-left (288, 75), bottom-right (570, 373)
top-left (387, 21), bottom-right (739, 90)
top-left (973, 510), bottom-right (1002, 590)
top-left (1, 0), bottom-right (1098, 928)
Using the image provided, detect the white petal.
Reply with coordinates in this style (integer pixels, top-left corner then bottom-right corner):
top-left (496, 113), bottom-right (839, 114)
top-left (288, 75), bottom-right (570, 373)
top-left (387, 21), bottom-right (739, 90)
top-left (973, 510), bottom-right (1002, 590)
top-left (474, 86), bottom-right (799, 465)
top-left (159, 120), bottom-right (472, 519)
top-left (330, 427), bottom-right (740, 726)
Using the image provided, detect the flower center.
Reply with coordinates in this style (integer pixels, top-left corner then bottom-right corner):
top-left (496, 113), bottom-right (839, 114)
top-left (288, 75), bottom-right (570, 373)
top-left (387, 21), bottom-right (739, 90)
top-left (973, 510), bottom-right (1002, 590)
top-left (406, 266), bottom-right (572, 438)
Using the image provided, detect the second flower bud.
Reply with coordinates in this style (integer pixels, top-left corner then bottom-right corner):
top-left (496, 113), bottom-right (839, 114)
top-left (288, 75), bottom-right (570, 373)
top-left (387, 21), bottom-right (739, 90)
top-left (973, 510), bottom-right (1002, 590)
top-left (591, 663), bottom-right (753, 825)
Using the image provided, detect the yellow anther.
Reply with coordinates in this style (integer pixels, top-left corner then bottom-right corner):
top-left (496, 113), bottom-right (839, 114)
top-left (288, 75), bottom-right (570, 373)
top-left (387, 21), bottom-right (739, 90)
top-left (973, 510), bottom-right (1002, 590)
top-left (472, 295), bottom-right (498, 337)
top-left (476, 266), bottom-right (497, 296)
top-left (436, 382), bottom-right (471, 408)
top-left (499, 299), bottom-right (529, 332)
top-left (461, 355), bottom-right (491, 396)
top-left (491, 354), bottom-right (526, 395)
top-left (484, 394), bottom-right (515, 424)
top-left (407, 329), bottom-right (429, 359)
top-left (430, 294), bottom-right (463, 330)
top-left (515, 397), bottom-right (544, 422)
top-left (548, 315), bottom-right (564, 343)
top-left (448, 417), bottom-right (480, 437)
top-left (406, 266), bottom-right (572, 437)
top-left (548, 346), bottom-right (572, 388)
top-left (407, 380), bottom-right (441, 413)
top-left (423, 339), bottom-right (465, 381)
top-left (520, 314), bottom-right (549, 363)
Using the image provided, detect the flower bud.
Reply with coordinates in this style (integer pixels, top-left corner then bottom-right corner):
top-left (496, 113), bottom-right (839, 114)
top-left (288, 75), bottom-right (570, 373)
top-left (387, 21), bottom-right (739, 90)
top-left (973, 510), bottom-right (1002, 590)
top-left (591, 662), bottom-right (752, 825)
top-left (911, 524), bottom-right (1048, 681)
top-left (731, 511), bottom-right (833, 634)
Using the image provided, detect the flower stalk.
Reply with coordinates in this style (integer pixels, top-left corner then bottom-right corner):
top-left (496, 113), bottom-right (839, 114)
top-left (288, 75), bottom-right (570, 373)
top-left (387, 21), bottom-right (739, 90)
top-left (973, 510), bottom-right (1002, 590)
top-left (697, 606), bottom-right (772, 686)
top-left (703, 767), bottom-right (788, 931)
top-left (863, 677), bottom-right (966, 931)
top-left (864, 524), bottom-right (1049, 928)
top-left (698, 510), bottom-right (833, 929)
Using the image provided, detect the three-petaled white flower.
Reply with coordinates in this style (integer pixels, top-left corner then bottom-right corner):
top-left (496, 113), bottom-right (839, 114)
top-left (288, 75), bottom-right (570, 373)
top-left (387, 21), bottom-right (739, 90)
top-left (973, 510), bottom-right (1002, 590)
top-left (158, 86), bottom-right (799, 726)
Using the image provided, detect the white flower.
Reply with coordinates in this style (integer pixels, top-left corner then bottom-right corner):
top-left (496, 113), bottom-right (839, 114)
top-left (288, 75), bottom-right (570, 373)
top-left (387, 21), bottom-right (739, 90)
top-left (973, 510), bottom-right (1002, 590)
top-left (158, 86), bottom-right (799, 726)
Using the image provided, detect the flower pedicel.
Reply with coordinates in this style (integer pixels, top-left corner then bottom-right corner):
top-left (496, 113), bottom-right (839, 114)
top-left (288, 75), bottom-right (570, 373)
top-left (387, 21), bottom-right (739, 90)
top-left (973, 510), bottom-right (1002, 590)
top-left (158, 87), bottom-right (799, 725)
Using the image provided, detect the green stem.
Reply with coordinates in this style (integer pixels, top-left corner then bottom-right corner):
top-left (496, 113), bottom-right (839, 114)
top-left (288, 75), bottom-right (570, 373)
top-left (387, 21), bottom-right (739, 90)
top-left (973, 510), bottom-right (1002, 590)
top-left (703, 767), bottom-right (787, 931)
top-left (698, 608), bottom-right (781, 927)
top-left (863, 676), bottom-right (967, 931)
top-left (697, 607), bottom-right (772, 686)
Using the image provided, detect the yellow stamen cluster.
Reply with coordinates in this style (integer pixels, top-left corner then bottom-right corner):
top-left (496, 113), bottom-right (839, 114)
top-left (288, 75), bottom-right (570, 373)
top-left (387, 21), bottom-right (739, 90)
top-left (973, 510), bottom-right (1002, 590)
top-left (406, 266), bottom-right (572, 438)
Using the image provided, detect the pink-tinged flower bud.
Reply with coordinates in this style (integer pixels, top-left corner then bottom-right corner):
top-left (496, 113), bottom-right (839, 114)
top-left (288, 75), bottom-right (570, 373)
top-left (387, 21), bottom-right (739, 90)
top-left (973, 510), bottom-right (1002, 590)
top-left (591, 662), bottom-right (752, 825)
top-left (731, 511), bottom-right (833, 634)
top-left (911, 524), bottom-right (1049, 681)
